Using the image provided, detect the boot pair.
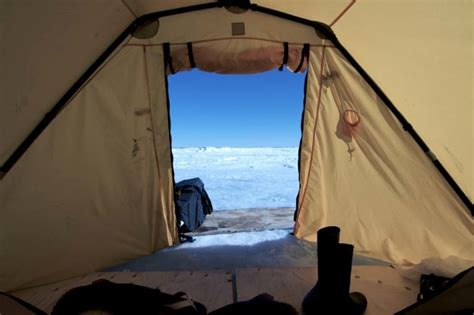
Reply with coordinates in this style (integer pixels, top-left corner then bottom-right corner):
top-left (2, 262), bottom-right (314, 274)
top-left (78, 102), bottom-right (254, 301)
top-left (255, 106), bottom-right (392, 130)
top-left (302, 226), bottom-right (367, 314)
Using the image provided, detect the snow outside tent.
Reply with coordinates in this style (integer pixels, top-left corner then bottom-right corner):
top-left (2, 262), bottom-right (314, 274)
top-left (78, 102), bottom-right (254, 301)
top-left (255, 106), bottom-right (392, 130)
top-left (0, 0), bottom-right (472, 300)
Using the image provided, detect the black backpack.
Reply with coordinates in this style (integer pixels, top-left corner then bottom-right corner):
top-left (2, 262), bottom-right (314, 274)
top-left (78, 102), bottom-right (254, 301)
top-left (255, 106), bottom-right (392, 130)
top-left (174, 178), bottom-right (213, 233)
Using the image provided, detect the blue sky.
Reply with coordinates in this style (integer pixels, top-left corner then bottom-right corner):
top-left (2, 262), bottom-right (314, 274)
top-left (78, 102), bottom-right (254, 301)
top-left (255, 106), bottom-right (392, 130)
top-left (168, 68), bottom-right (306, 147)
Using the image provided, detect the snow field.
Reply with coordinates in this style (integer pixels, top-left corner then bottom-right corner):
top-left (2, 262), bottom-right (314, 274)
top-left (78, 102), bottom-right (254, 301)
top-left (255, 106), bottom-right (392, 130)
top-left (172, 147), bottom-right (299, 210)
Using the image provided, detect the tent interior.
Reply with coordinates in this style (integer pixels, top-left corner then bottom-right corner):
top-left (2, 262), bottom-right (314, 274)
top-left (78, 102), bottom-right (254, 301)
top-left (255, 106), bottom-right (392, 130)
top-left (0, 0), bottom-right (472, 313)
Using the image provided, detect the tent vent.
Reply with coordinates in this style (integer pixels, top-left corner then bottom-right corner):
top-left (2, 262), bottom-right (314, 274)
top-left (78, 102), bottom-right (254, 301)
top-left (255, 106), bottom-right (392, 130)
top-left (231, 22), bottom-right (245, 36)
top-left (132, 19), bottom-right (159, 39)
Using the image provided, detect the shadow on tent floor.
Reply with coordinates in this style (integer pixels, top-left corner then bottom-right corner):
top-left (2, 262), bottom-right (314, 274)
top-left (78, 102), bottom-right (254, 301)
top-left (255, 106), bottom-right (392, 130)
top-left (12, 266), bottom-right (419, 314)
top-left (12, 230), bottom-right (419, 314)
top-left (105, 229), bottom-right (386, 272)
top-left (100, 230), bottom-right (420, 313)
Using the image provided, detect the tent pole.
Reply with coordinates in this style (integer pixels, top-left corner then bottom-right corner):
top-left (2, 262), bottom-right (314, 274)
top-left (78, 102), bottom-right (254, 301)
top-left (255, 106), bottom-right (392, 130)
top-left (249, 4), bottom-right (335, 40)
top-left (0, 23), bottom-right (136, 178)
top-left (250, 4), bottom-right (472, 213)
top-left (0, 2), bottom-right (220, 179)
top-left (329, 39), bottom-right (473, 214)
top-left (1, 1), bottom-right (471, 214)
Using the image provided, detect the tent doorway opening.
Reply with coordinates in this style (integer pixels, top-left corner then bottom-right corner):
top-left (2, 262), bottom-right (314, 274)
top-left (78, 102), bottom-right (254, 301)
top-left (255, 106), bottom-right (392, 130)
top-left (168, 68), bottom-right (306, 234)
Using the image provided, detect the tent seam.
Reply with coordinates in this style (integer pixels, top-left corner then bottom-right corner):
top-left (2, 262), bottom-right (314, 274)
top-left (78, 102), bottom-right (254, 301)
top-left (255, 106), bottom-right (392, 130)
top-left (125, 38), bottom-right (334, 47)
top-left (120, 0), bottom-right (138, 18)
top-left (67, 37), bottom-right (133, 105)
top-left (329, 0), bottom-right (356, 27)
top-left (293, 68), bottom-right (310, 224)
top-left (162, 62), bottom-right (178, 244)
top-left (297, 46), bottom-right (327, 213)
top-left (143, 46), bottom-right (166, 252)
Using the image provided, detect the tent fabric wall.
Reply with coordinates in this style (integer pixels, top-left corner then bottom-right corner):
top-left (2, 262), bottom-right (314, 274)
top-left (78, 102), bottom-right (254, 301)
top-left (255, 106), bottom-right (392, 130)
top-left (144, 46), bottom-right (178, 251)
top-left (127, 8), bottom-right (323, 45)
top-left (1, 1), bottom-right (471, 201)
top-left (332, 1), bottom-right (473, 202)
top-left (0, 0), bottom-right (134, 166)
top-left (0, 0), bottom-right (472, 293)
top-left (294, 46), bottom-right (474, 275)
top-left (0, 46), bottom-right (177, 292)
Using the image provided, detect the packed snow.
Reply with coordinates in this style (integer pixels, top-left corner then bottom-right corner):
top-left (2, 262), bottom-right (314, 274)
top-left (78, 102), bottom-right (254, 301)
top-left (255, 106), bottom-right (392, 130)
top-left (106, 229), bottom-right (385, 272)
top-left (172, 147), bottom-right (299, 210)
top-left (177, 229), bottom-right (290, 248)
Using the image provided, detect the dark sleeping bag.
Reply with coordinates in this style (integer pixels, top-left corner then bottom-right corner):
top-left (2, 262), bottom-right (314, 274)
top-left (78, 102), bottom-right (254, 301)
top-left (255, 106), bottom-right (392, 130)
top-left (174, 178), bottom-right (213, 232)
top-left (51, 279), bottom-right (207, 315)
top-left (50, 280), bottom-right (298, 315)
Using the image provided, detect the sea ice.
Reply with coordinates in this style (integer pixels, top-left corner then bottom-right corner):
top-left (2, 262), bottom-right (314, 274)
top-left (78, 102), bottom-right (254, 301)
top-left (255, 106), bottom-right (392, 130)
top-left (172, 147), bottom-right (299, 210)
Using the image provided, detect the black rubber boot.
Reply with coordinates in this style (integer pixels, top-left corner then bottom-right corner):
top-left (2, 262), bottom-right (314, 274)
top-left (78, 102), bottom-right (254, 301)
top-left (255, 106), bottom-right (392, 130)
top-left (333, 243), bottom-right (368, 314)
top-left (302, 227), bottom-right (367, 315)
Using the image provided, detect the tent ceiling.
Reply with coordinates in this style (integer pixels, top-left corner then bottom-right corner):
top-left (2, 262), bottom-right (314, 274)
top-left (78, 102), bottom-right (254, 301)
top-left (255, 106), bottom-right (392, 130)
top-left (123, 0), bottom-right (352, 24)
top-left (0, 0), bottom-right (472, 201)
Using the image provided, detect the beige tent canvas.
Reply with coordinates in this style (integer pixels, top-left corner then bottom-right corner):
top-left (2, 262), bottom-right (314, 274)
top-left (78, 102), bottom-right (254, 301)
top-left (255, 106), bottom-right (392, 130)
top-left (0, 0), bottom-right (472, 294)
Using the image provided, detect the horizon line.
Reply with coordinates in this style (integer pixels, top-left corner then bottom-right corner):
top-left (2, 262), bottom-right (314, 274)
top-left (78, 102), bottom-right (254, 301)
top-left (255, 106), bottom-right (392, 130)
top-left (172, 146), bottom-right (299, 148)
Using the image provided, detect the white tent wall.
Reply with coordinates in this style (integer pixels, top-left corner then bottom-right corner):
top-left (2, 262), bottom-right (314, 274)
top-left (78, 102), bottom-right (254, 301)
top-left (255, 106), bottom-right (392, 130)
top-left (264, 0), bottom-right (473, 200)
top-left (144, 45), bottom-right (178, 250)
top-left (295, 46), bottom-right (474, 275)
top-left (1, 1), bottom-right (472, 200)
top-left (0, 46), bottom-right (178, 292)
top-left (128, 8), bottom-right (323, 45)
top-left (0, 0), bottom-right (134, 166)
top-left (0, 0), bottom-right (472, 293)
top-left (332, 1), bottom-right (473, 201)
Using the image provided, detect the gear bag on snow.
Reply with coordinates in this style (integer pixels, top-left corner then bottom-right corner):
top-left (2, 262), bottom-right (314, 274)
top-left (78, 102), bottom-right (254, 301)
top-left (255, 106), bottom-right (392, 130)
top-left (174, 178), bottom-right (213, 232)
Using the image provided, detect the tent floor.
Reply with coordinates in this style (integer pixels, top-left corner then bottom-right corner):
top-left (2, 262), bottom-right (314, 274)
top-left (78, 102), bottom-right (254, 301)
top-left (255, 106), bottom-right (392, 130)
top-left (11, 227), bottom-right (419, 314)
top-left (12, 266), bottom-right (418, 314)
top-left (105, 209), bottom-right (384, 272)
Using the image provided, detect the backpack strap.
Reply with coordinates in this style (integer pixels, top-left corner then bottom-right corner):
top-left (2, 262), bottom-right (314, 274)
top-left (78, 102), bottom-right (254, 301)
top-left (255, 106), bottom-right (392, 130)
top-left (201, 189), bottom-right (214, 214)
top-left (180, 234), bottom-right (196, 243)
